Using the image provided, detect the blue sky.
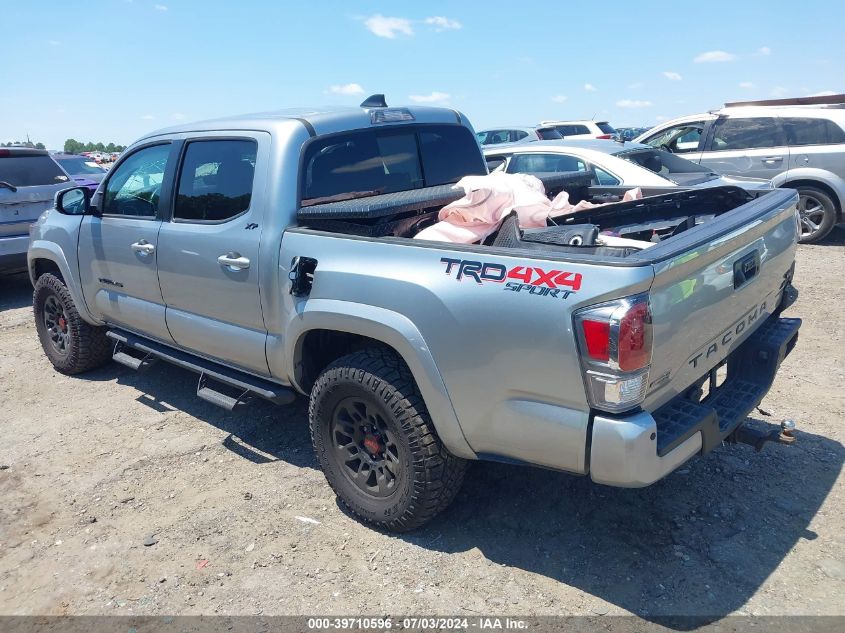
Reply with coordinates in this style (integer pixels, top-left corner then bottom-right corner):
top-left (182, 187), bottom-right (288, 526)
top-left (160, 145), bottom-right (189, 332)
top-left (2, 0), bottom-right (842, 149)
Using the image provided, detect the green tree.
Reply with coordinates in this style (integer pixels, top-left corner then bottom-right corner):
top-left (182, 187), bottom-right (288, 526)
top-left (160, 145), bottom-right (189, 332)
top-left (83, 142), bottom-right (95, 152)
top-left (105, 142), bottom-right (116, 153)
top-left (94, 142), bottom-right (105, 151)
top-left (35, 142), bottom-right (45, 150)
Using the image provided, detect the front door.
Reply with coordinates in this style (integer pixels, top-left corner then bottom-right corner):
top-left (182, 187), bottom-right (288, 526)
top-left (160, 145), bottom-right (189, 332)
top-left (78, 142), bottom-right (174, 342)
top-left (156, 134), bottom-right (270, 375)
top-left (699, 116), bottom-right (790, 179)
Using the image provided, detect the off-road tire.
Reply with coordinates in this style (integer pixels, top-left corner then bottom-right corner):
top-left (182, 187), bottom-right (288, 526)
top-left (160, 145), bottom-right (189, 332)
top-left (33, 273), bottom-right (111, 375)
top-left (794, 186), bottom-right (837, 244)
top-left (309, 348), bottom-right (467, 532)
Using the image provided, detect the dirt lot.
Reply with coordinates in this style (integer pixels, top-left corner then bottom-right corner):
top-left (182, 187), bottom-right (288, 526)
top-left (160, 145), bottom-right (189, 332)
top-left (0, 229), bottom-right (843, 624)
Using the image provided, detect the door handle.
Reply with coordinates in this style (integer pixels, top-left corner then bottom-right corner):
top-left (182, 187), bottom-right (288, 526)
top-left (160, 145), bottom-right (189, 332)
top-left (218, 252), bottom-right (250, 271)
top-left (762, 156), bottom-right (783, 163)
top-left (131, 240), bottom-right (155, 255)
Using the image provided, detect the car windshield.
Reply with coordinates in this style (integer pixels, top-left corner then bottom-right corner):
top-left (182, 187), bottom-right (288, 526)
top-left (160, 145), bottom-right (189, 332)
top-left (55, 156), bottom-right (105, 175)
top-left (616, 148), bottom-right (715, 183)
top-left (301, 125), bottom-right (486, 205)
top-left (0, 153), bottom-right (70, 187)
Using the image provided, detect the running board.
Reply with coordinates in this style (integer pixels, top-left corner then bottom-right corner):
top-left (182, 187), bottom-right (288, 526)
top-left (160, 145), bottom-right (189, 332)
top-left (106, 329), bottom-right (296, 408)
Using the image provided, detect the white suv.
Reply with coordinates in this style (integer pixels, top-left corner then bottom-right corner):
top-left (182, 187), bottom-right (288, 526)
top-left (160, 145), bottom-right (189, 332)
top-left (635, 95), bottom-right (845, 242)
top-left (539, 119), bottom-right (617, 140)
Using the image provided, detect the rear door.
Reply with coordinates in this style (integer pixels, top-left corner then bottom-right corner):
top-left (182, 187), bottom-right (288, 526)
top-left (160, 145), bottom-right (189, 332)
top-left (700, 116), bottom-right (789, 179)
top-left (0, 151), bottom-right (71, 256)
top-left (781, 115), bottom-right (845, 177)
top-left (156, 134), bottom-right (270, 375)
top-left (78, 142), bottom-right (174, 342)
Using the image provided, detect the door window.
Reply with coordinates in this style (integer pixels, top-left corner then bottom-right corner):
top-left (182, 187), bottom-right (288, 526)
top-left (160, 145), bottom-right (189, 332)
top-left (593, 167), bottom-right (620, 185)
top-left (102, 144), bottom-right (171, 217)
top-left (507, 153), bottom-right (587, 173)
top-left (708, 117), bottom-right (785, 151)
top-left (174, 139), bottom-right (257, 222)
top-left (643, 122), bottom-right (705, 153)
top-left (781, 117), bottom-right (845, 145)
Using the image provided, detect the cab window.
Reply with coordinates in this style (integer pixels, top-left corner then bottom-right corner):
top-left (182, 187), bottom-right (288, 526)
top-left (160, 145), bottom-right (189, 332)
top-left (102, 144), bottom-right (170, 217)
top-left (507, 153), bottom-right (586, 174)
top-left (174, 140), bottom-right (257, 222)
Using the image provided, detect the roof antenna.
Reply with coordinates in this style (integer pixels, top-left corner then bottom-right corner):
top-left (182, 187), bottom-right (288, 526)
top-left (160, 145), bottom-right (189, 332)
top-left (360, 94), bottom-right (388, 108)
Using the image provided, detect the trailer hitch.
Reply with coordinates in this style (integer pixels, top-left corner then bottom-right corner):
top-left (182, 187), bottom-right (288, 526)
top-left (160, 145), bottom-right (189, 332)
top-left (730, 420), bottom-right (796, 451)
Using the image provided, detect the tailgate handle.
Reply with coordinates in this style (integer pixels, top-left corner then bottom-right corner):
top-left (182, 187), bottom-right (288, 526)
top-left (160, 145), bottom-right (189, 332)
top-left (734, 250), bottom-right (760, 289)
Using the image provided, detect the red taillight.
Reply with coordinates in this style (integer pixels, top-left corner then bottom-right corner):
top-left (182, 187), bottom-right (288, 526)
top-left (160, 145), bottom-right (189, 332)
top-left (582, 320), bottom-right (610, 361)
top-left (596, 134), bottom-right (613, 139)
top-left (574, 294), bottom-right (653, 413)
top-left (617, 302), bottom-right (652, 371)
top-left (0, 149), bottom-right (10, 157)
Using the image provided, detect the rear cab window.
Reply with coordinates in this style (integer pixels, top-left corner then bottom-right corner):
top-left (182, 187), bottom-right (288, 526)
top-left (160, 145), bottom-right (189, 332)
top-left (506, 153), bottom-right (587, 174)
top-left (300, 125), bottom-right (485, 206)
top-left (0, 151), bottom-right (70, 188)
top-left (596, 122), bottom-right (616, 134)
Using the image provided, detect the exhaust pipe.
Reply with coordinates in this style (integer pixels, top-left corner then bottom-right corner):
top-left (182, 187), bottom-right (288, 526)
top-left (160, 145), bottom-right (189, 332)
top-left (731, 420), bottom-right (796, 451)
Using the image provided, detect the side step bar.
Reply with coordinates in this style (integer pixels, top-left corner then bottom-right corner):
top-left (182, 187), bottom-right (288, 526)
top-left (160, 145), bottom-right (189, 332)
top-left (106, 329), bottom-right (296, 409)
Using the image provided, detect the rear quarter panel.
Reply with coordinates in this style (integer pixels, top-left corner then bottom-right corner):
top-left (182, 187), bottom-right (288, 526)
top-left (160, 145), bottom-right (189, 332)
top-left (279, 231), bottom-right (654, 473)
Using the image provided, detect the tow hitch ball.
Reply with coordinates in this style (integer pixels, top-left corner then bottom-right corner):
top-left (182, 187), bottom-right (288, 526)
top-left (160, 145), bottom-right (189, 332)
top-left (731, 420), bottom-right (797, 452)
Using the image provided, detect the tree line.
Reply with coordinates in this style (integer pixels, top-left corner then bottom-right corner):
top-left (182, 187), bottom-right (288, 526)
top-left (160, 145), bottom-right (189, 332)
top-left (63, 139), bottom-right (126, 154)
top-left (1, 141), bottom-right (46, 149)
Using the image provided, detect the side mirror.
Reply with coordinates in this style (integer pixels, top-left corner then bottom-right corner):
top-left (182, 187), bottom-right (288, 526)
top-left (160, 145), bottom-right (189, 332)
top-left (55, 186), bottom-right (91, 215)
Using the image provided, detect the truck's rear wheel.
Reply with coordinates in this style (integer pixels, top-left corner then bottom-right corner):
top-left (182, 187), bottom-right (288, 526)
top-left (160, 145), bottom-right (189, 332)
top-left (33, 273), bottom-right (111, 375)
top-left (309, 348), bottom-right (467, 532)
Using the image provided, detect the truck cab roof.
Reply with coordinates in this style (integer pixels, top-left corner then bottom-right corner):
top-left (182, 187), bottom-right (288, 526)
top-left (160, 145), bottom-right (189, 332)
top-left (140, 104), bottom-right (468, 143)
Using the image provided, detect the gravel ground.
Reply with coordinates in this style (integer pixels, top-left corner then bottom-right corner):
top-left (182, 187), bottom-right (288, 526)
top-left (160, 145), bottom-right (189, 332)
top-left (0, 228), bottom-right (843, 625)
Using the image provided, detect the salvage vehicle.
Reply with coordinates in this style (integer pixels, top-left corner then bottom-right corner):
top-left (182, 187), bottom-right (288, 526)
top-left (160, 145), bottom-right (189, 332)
top-left (28, 96), bottom-right (801, 531)
top-left (483, 139), bottom-right (774, 199)
top-left (634, 93), bottom-right (845, 243)
top-left (1, 148), bottom-right (73, 273)
top-left (476, 126), bottom-right (563, 146)
top-left (540, 119), bottom-right (618, 139)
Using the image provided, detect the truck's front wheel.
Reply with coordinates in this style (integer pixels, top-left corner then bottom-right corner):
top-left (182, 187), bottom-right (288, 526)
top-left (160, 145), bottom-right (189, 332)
top-left (309, 348), bottom-right (467, 532)
top-left (33, 273), bottom-right (112, 375)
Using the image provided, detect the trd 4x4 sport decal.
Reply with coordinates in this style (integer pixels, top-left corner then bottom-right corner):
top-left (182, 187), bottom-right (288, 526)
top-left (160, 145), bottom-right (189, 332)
top-left (440, 257), bottom-right (582, 300)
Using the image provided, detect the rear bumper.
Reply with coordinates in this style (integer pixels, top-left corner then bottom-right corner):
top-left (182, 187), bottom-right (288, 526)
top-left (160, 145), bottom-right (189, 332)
top-left (0, 235), bottom-right (29, 271)
top-left (589, 314), bottom-right (801, 487)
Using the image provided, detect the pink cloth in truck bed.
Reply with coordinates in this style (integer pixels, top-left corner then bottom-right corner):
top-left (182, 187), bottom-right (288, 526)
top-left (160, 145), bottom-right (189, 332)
top-left (413, 171), bottom-right (642, 244)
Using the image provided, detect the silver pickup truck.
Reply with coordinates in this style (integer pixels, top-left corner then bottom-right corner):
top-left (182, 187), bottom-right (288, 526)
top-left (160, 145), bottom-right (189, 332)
top-left (27, 97), bottom-right (802, 531)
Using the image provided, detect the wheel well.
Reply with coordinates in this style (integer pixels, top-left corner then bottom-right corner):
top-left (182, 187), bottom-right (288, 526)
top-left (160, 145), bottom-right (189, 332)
top-left (32, 259), bottom-right (63, 283)
top-left (781, 179), bottom-right (842, 215)
top-left (296, 329), bottom-right (395, 392)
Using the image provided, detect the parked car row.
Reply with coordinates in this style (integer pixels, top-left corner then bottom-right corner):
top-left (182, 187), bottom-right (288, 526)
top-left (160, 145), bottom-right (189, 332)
top-left (479, 93), bottom-right (845, 242)
top-left (633, 97), bottom-right (845, 242)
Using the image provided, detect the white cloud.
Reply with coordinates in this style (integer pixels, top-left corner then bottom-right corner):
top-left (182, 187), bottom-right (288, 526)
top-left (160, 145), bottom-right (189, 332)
top-left (171, 113), bottom-right (186, 120)
top-left (409, 91), bottom-right (450, 103)
top-left (154, 4), bottom-right (168, 11)
top-left (48, 40), bottom-right (61, 46)
top-left (655, 115), bottom-right (668, 122)
top-left (627, 81), bottom-right (645, 90)
top-left (770, 86), bottom-right (789, 98)
top-left (583, 83), bottom-right (597, 92)
top-left (364, 14), bottom-right (413, 39)
top-left (141, 114), bottom-right (155, 120)
top-left (328, 83), bottom-right (365, 96)
top-left (550, 95), bottom-right (568, 103)
top-left (756, 46), bottom-right (771, 56)
top-left (663, 71), bottom-right (682, 81)
top-left (807, 90), bottom-right (836, 97)
top-left (739, 81), bottom-right (754, 89)
top-left (617, 99), bottom-right (653, 108)
top-left (693, 50), bottom-right (736, 63)
top-left (424, 16), bottom-right (461, 31)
